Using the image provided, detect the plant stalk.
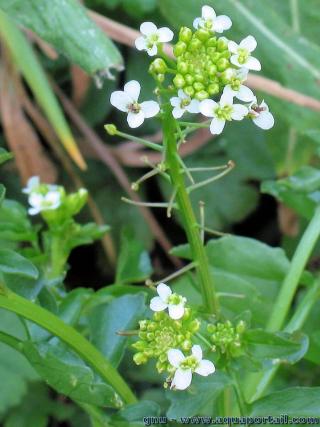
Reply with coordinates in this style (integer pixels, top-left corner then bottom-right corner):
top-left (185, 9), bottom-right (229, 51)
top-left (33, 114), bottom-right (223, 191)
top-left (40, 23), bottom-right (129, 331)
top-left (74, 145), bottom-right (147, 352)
top-left (162, 105), bottom-right (219, 315)
top-left (0, 287), bottom-right (137, 405)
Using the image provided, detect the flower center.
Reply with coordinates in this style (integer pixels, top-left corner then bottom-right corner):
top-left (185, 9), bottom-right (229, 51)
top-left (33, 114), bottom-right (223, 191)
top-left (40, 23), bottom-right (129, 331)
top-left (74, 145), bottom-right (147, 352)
top-left (167, 293), bottom-right (183, 305)
top-left (230, 77), bottom-right (241, 91)
top-left (147, 33), bottom-right (159, 47)
top-left (180, 98), bottom-right (191, 109)
top-left (180, 355), bottom-right (199, 371)
top-left (128, 102), bottom-right (141, 114)
top-left (215, 104), bottom-right (233, 120)
top-left (237, 48), bottom-right (249, 65)
top-left (203, 19), bottom-right (214, 30)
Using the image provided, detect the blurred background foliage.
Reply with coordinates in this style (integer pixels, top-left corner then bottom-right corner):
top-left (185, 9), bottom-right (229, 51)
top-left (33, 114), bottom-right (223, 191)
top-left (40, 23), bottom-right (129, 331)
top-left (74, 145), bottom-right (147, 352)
top-left (0, 0), bottom-right (320, 424)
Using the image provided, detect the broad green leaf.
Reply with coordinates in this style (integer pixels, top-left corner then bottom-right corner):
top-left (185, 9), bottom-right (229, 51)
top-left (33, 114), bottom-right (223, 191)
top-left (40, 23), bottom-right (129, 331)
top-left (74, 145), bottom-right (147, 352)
top-left (0, 249), bottom-right (38, 280)
top-left (243, 330), bottom-right (309, 369)
top-left (116, 229), bottom-right (153, 284)
top-left (0, 0), bottom-right (123, 76)
top-left (3, 383), bottom-right (75, 427)
top-left (58, 288), bottom-right (94, 326)
top-left (22, 339), bottom-right (122, 408)
top-left (166, 372), bottom-right (232, 418)
top-left (0, 310), bottom-right (38, 416)
top-left (0, 12), bottom-right (86, 169)
top-left (174, 236), bottom-right (291, 326)
top-left (250, 387), bottom-right (320, 416)
top-left (111, 401), bottom-right (161, 426)
top-left (262, 166), bottom-right (320, 220)
top-left (88, 293), bottom-right (146, 367)
top-left (0, 148), bottom-right (13, 165)
top-left (0, 200), bottom-right (36, 244)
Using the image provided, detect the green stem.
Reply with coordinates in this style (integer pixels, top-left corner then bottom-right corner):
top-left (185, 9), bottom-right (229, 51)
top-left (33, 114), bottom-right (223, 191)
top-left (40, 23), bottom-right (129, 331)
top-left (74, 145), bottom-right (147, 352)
top-left (0, 330), bottom-right (23, 351)
top-left (244, 277), bottom-right (320, 403)
top-left (0, 287), bottom-right (136, 405)
top-left (162, 105), bottom-right (219, 315)
top-left (267, 205), bottom-right (320, 332)
top-left (107, 127), bottom-right (163, 152)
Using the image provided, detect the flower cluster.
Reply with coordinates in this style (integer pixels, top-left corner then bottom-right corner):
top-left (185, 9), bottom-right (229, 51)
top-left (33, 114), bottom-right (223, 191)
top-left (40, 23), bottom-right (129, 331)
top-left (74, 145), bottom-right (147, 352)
top-left (133, 283), bottom-right (215, 391)
top-left (207, 320), bottom-right (246, 359)
top-left (22, 176), bottom-right (88, 221)
top-left (110, 4), bottom-right (274, 134)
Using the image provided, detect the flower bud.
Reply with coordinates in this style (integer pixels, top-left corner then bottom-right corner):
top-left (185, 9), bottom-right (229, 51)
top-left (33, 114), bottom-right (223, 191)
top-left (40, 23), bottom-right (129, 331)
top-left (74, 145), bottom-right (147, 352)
top-left (217, 38), bottom-right (228, 52)
top-left (208, 84), bottom-right (219, 95)
top-left (133, 352), bottom-right (148, 365)
top-left (184, 86), bottom-right (195, 97)
top-left (217, 58), bottom-right (230, 72)
top-left (174, 41), bottom-right (187, 57)
top-left (150, 58), bottom-right (167, 74)
top-left (156, 73), bottom-right (165, 83)
top-left (195, 29), bottom-right (211, 42)
top-left (104, 124), bottom-right (117, 136)
top-left (195, 90), bottom-right (209, 101)
top-left (173, 74), bottom-right (185, 88)
top-left (179, 27), bottom-right (193, 43)
top-left (177, 61), bottom-right (188, 74)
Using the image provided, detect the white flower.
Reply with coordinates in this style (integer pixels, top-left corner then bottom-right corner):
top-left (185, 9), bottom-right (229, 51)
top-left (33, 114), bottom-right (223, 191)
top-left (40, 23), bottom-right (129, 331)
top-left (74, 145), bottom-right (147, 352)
top-left (135, 22), bottom-right (174, 56)
top-left (199, 89), bottom-right (248, 135)
top-left (228, 36), bottom-right (261, 71)
top-left (28, 190), bottom-right (61, 216)
top-left (110, 80), bottom-right (160, 128)
top-left (22, 176), bottom-right (40, 194)
top-left (150, 283), bottom-right (186, 320)
top-left (168, 345), bottom-right (215, 391)
top-left (224, 68), bottom-right (255, 102)
top-left (170, 90), bottom-right (200, 119)
top-left (248, 98), bottom-right (274, 130)
top-left (193, 5), bottom-right (232, 34)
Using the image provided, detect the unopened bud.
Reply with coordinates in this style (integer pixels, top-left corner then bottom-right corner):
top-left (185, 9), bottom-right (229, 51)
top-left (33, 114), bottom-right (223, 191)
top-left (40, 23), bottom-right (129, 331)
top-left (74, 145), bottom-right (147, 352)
top-left (104, 124), bottom-right (117, 136)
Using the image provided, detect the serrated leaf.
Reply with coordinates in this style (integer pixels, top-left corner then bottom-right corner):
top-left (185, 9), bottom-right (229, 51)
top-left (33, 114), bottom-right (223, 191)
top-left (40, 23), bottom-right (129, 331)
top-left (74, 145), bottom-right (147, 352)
top-left (0, 0), bottom-right (123, 76)
top-left (22, 339), bottom-right (122, 408)
top-left (88, 293), bottom-right (146, 368)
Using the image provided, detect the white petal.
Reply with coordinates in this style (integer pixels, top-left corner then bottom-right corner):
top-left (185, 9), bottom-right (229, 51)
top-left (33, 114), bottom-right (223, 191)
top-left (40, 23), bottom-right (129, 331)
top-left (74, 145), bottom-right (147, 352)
top-left (213, 15), bottom-right (232, 33)
top-left (150, 296), bottom-right (167, 312)
top-left (110, 91), bottom-right (131, 112)
top-left (210, 118), bottom-right (226, 135)
top-left (236, 85), bottom-right (255, 102)
top-left (193, 17), bottom-right (202, 29)
top-left (224, 85), bottom-right (237, 98)
top-left (168, 349), bottom-right (185, 368)
top-left (124, 80), bottom-right (141, 101)
top-left (45, 191), bottom-right (60, 205)
top-left (186, 99), bottom-right (200, 114)
top-left (135, 36), bottom-right (147, 51)
top-left (228, 40), bottom-right (238, 54)
top-left (172, 368), bottom-right (192, 390)
top-left (232, 104), bottom-right (248, 120)
top-left (220, 89), bottom-right (234, 107)
top-left (127, 111), bottom-right (145, 128)
top-left (178, 89), bottom-right (188, 100)
top-left (191, 345), bottom-right (202, 362)
top-left (170, 96), bottom-right (181, 108)
top-left (157, 27), bottom-right (174, 43)
top-left (253, 111), bottom-right (274, 130)
top-left (195, 360), bottom-right (216, 376)
top-left (168, 303), bottom-right (185, 320)
top-left (236, 67), bottom-right (249, 81)
top-left (157, 283), bottom-right (172, 300)
top-left (245, 56), bottom-right (261, 71)
top-left (230, 55), bottom-right (242, 68)
top-left (28, 206), bottom-right (40, 216)
top-left (172, 107), bottom-right (185, 119)
top-left (202, 5), bottom-right (216, 20)
top-left (29, 193), bottom-right (43, 208)
top-left (147, 45), bottom-right (158, 56)
top-left (199, 99), bottom-right (217, 117)
top-left (260, 100), bottom-right (269, 111)
top-left (240, 35), bottom-right (257, 52)
top-left (140, 21), bottom-right (157, 36)
top-left (140, 100), bottom-right (160, 118)
top-left (23, 176), bottom-right (40, 194)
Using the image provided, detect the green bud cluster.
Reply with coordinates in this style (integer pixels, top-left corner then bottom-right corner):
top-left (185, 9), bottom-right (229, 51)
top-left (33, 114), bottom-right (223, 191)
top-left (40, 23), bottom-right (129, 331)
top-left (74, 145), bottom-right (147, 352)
top-left (133, 309), bottom-right (200, 373)
top-left (207, 320), bottom-right (246, 358)
top-left (172, 27), bottom-right (233, 100)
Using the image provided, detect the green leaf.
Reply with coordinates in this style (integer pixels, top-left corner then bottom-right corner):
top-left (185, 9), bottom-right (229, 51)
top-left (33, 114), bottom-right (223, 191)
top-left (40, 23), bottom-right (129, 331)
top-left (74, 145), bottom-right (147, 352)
top-left (88, 293), bottom-right (146, 367)
top-left (116, 229), bottom-right (153, 284)
top-left (0, 0), bottom-right (123, 76)
top-left (58, 288), bottom-right (94, 326)
top-left (243, 330), bottom-right (309, 369)
top-left (111, 401), bottom-right (161, 426)
top-left (166, 372), bottom-right (232, 418)
top-left (174, 236), bottom-right (291, 325)
top-left (0, 148), bottom-right (13, 166)
top-left (22, 339), bottom-right (122, 408)
top-left (262, 166), bottom-right (320, 219)
top-left (0, 249), bottom-right (38, 280)
top-left (250, 387), bottom-right (320, 416)
top-left (0, 200), bottom-right (36, 244)
top-left (0, 310), bottom-right (38, 416)
top-left (0, 185), bottom-right (5, 206)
